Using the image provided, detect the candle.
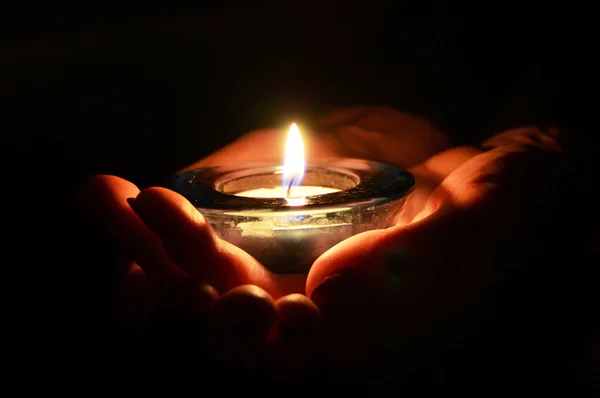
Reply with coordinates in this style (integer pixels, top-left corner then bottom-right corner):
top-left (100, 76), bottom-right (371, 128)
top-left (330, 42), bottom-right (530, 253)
top-left (166, 123), bottom-right (415, 273)
top-left (234, 124), bottom-right (339, 206)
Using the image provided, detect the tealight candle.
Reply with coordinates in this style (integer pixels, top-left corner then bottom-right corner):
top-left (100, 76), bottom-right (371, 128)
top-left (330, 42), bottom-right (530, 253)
top-left (166, 123), bottom-right (415, 273)
top-left (234, 124), bottom-right (340, 205)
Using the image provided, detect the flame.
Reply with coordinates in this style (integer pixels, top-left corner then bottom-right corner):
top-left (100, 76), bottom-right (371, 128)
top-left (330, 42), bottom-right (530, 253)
top-left (282, 123), bottom-right (305, 197)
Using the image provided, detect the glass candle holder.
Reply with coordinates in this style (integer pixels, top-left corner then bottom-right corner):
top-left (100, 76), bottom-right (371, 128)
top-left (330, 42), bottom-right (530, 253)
top-left (165, 158), bottom-right (415, 273)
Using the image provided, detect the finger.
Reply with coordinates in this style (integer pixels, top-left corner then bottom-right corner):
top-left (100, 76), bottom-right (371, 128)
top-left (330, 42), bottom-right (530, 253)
top-left (146, 278), bottom-right (220, 346)
top-left (268, 294), bottom-right (323, 378)
top-left (482, 126), bottom-right (562, 152)
top-left (418, 145), bottom-right (483, 179)
top-left (308, 267), bottom-right (377, 362)
top-left (401, 146), bottom-right (482, 223)
top-left (313, 106), bottom-right (451, 168)
top-left (144, 278), bottom-right (220, 371)
top-left (78, 175), bottom-right (186, 288)
top-left (131, 187), bottom-right (284, 297)
top-left (114, 262), bottom-right (155, 326)
top-left (157, 277), bottom-right (220, 317)
top-left (212, 285), bottom-right (277, 364)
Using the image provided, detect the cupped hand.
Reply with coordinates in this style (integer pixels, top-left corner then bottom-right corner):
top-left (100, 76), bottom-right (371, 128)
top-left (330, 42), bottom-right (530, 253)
top-left (78, 107), bottom-right (453, 373)
top-left (79, 174), bottom-right (324, 375)
top-left (79, 106), bottom-right (570, 376)
top-left (305, 125), bottom-right (569, 372)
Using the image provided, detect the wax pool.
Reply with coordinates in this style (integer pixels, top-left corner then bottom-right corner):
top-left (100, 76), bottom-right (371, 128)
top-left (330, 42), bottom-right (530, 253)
top-left (235, 186), bottom-right (340, 198)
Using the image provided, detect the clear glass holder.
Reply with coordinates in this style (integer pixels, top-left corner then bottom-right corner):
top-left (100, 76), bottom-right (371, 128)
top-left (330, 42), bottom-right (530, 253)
top-left (165, 158), bottom-right (415, 274)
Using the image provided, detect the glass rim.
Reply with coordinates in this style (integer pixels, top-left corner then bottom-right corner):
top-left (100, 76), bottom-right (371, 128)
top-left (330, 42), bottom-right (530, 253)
top-left (164, 158), bottom-right (415, 213)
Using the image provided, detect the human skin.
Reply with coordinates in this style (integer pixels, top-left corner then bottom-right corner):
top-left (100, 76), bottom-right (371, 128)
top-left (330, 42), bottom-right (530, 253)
top-left (79, 106), bottom-right (570, 369)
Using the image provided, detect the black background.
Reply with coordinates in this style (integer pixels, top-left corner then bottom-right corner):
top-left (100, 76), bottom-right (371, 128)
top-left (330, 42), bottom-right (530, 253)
top-left (3, 1), bottom-right (597, 390)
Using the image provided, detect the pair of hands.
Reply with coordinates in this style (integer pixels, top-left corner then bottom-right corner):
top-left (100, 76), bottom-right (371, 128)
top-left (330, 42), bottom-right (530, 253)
top-left (79, 107), bottom-right (568, 378)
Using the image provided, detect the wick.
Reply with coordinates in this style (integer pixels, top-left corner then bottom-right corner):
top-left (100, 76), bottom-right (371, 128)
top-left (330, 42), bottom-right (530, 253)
top-left (286, 177), bottom-right (295, 198)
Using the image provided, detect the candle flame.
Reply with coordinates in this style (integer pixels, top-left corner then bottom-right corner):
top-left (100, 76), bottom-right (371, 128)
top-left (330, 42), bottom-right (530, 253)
top-left (282, 123), bottom-right (305, 197)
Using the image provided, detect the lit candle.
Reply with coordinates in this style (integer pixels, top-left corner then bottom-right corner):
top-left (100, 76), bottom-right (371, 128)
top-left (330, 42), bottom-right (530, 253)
top-left (166, 123), bottom-right (415, 273)
top-left (235, 123), bottom-right (339, 206)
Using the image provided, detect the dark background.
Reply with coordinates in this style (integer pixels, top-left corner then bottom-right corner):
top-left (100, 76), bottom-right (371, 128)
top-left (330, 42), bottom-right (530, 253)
top-left (3, 1), bottom-right (597, 390)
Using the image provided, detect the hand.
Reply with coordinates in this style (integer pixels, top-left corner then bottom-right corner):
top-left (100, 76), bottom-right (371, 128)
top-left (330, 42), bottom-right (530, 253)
top-left (77, 107), bottom-right (452, 377)
top-left (78, 107), bottom-right (579, 381)
top-left (79, 176), bottom-right (325, 379)
top-left (305, 123), bottom-right (585, 383)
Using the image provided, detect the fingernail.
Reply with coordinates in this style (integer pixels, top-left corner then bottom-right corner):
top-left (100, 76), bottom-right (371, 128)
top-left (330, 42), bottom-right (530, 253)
top-left (310, 268), bottom-right (361, 318)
